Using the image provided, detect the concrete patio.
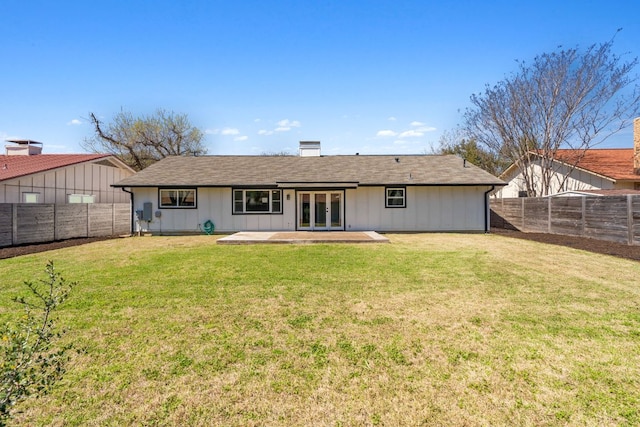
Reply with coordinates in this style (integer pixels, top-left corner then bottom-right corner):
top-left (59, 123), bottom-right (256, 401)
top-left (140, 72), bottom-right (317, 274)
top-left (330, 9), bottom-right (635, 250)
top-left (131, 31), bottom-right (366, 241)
top-left (216, 231), bottom-right (389, 244)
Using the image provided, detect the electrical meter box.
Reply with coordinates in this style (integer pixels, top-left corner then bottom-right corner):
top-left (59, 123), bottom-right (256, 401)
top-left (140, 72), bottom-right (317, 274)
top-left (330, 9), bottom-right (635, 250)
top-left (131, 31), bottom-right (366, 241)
top-left (136, 203), bottom-right (153, 221)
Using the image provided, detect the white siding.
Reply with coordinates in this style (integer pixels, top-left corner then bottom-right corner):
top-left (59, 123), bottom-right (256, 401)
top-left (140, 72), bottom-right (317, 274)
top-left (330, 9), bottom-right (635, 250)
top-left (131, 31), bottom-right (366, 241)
top-left (347, 186), bottom-right (488, 232)
top-left (131, 186), bottom-right (490, 233)
top-left (131, 188), bottom-right (297, 234)
top-left (496, 161), bottom-right (619, 198)
top-left (0, 161), bottom-right (134, 204)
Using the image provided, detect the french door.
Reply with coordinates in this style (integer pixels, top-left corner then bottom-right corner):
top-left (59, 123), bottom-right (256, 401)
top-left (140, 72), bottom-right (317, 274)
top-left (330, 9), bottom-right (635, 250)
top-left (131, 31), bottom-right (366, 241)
top-left (298, 191), bottom-right (344, 230)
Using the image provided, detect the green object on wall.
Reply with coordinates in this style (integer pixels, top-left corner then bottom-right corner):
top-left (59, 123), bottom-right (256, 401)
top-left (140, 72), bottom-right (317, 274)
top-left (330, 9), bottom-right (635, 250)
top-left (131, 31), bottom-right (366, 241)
top-left (203, 220), bottom-right (215, 235)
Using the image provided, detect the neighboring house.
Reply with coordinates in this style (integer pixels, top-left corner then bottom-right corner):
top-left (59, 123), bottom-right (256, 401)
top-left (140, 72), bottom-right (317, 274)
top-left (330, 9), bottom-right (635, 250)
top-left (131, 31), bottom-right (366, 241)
top-left (113, 142), bottom-right (505, 234)
top-left (0, 139), bottom-right (135, 204)
top-left (496, 118), bottom-right (640, 198)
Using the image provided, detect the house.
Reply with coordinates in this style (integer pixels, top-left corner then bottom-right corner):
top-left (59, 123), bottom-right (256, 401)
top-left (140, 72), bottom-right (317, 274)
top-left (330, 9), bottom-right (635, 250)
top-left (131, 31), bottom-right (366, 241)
top-left (0, 139), bottom-right (135, 204)
top-left (495, 118), bottom-right (640, 198)
top-left (112, 142), bottom-right (505, 234)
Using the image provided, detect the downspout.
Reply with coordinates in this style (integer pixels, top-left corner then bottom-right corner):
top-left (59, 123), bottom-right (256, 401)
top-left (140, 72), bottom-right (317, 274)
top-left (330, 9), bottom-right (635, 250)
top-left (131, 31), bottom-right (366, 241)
top-left (484, 186), bottom-right (495, 233)
top-left (121, 187), bottom-right (135, 235)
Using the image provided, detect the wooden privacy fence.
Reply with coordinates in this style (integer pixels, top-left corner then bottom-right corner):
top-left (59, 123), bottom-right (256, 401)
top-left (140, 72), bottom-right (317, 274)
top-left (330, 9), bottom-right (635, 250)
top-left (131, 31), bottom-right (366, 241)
top-left (0, 203), bottom-right (131, 247)
top-left (491, 195), bottom-right (640, 245)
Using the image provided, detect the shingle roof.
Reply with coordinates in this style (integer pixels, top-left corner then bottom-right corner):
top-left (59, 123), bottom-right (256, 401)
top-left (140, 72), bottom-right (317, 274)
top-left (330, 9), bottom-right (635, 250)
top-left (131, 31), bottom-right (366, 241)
top-left (553, 149), bottom-right (638, 181)
top-left (113, 155), bottom-right (505, 187)
top-left (0, 154), bottom-right (116, 182)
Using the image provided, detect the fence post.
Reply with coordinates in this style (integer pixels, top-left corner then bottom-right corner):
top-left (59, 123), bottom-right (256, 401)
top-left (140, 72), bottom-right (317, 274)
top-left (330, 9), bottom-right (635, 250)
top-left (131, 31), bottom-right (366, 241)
top-left (628, 195), bottom-right (633, 246)
top-left (581, 196), bottom-right (586, 237)
top-left (521, 198), bottom-right (525, 231)
top-left (53, 204), bottom-right (58, 241)
top-left (12, 204), bottom-right (18, 245)
top-left (548, 197), bottom-right (552, 233)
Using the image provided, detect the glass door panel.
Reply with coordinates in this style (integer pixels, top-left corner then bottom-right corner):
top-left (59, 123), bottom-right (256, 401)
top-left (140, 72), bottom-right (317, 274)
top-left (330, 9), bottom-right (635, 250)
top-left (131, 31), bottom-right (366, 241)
top-left (299, 193), bottom-right (311, 228)
top-left (297, 191), bottom-right (343, 230)
top-left (330, 193), bottom-right (342, 228)
top-left (314, 193), bottom-right (327, 228)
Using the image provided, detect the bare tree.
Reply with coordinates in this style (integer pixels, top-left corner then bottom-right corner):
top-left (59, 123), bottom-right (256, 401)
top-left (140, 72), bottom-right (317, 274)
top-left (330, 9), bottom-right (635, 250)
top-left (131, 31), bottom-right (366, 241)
top-left (434, 129), bottom-right (509, 176)
top-left (464, 33), bottom-right (640, 196)
top-left (83, 109), bottom-right (206, 171)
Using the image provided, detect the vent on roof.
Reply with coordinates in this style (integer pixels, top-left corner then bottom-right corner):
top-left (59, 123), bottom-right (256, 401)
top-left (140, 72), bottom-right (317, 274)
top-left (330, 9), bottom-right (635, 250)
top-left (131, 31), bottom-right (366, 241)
top-left (5, 139), bottom-right (43, 156)
top-left (299, 141), bottom-right (321, 157)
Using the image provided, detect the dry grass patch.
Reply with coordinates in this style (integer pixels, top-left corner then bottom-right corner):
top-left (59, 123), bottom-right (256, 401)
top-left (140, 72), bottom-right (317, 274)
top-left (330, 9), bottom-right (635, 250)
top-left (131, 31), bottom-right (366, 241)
top-left (1, 234), bottom-right (639, 426)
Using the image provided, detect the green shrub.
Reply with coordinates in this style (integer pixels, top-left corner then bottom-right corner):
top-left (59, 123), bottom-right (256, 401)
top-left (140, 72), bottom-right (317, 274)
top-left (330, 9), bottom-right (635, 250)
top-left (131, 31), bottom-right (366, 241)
top-left (0, 261), bottom-right (74, 425)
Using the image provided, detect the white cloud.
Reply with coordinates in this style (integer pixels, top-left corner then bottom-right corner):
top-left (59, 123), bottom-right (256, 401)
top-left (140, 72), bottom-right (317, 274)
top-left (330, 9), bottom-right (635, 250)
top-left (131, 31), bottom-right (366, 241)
top-left (234, 135), bottom-right (248, 142)
top-left (388, 116), bottom-right (397, 121)
top-left (257, 119), bottom-right (302, 135)
top-left (205, 128), bottom-right (219, 135)
top-left (67, 119), bottom-right (82, 126)
top-left (398, 130), bottom-right (424, 138)
top-left (410, 121), bottom-right (425, 127)
top-left (221, 127), bottom-right (240, 136)
top-left (277, 119), bottom-right (301, 128)
top-left (376, 130), bottom-right (398, 137)
top-left (416, 126), bottom-right (437, 132)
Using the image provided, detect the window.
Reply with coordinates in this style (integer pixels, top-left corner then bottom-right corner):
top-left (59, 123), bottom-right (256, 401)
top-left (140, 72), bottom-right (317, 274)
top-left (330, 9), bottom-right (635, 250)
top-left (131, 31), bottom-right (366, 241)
top-left (22, 192), bottom-right (40, 203)
top-left (159, 189), bottom-right (196, 208)
top-left (385, 187), bottom-right (406, 208)
top-left (68, 194), bottom-right (95, 203)
top-left (233, 189), bottom-right (282, 214)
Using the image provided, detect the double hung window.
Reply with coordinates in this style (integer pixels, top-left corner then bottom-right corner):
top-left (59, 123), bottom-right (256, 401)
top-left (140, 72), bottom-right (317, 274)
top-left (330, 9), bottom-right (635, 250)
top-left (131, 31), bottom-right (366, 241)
top-left (385, 187), bottom-right (406, 208)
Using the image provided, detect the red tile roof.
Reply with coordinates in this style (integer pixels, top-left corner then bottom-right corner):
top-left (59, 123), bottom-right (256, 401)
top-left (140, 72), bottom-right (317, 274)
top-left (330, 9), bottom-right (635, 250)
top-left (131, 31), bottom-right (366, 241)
top-left (0, 154), bottom-right (111, 182)
top-left (553, 149), bottom-right (638, 181)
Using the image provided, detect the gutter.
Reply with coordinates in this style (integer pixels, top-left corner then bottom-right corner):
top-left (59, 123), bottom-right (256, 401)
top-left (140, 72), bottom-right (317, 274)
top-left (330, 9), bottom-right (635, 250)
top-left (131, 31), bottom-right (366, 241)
top-left (484, 185), bottom-right (495, 233)
top-left (120, 187), bottom-right (135, 235)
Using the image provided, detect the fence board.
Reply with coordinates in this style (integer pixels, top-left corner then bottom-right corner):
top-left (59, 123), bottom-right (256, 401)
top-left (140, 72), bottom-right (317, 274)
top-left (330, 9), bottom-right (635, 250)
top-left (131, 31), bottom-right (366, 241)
top-left (523, 199), bottom-right (548, 232)
top-left (88, 204), bottom-right (114, 237)
top-left (0, 204), bottom-right (12, 247)
top-left (55, 204), bottom-right (88, 240)
top-left (550, 197), bottom-right (583, 236)
top-left (16, 204), bottom-right (55, 244)
top-left (633, 197), bottom-right (640, 245)
top-left (0, 203), bottom-right (130, 248)
top-left (491, 195), bottom-right (640, 246)
top-left (113, 204), bottom-right (132, 235)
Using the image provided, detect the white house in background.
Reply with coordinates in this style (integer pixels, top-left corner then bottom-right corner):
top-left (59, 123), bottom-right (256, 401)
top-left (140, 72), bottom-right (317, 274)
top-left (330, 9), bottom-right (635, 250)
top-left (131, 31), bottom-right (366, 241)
top-left (495, 118), bottom-right (640, 198)
top-left (0, 139), bottom-right (135, 204)
top-left (113, 141), bottom-right (505, 234)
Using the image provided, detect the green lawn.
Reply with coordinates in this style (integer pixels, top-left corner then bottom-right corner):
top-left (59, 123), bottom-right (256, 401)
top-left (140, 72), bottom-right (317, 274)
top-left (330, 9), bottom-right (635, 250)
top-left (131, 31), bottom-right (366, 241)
top-left (1, 234), bottom-right (639, 426)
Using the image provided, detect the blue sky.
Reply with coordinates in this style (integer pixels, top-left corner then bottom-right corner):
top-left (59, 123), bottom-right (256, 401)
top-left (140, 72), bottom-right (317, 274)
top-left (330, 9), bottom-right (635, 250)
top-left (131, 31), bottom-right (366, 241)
top-left (1, 0), bottom-right (638, 155)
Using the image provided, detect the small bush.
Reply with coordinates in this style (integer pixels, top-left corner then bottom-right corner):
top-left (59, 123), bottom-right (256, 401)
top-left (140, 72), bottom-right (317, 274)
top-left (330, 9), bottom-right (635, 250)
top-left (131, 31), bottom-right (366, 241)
top-left (0, 261), bottom-right (75, 425)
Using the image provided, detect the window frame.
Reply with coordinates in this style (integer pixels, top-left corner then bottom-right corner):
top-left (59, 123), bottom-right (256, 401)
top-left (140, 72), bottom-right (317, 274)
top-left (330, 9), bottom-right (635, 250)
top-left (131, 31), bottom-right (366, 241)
top-left (22, 192), bottom-right (40, 203)
top-left (158, 188), bottom-right (197, 209)
top-left (385, 187), bottom-right (406, 208)
top-left (233, 189), bottom-right (283, 214)
top-left (68, 194), bottom-right (95, 204)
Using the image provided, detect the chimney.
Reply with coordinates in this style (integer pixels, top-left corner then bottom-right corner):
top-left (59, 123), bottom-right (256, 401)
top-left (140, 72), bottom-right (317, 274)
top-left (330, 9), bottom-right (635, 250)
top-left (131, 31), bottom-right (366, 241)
top-left (634, 117), bottom-right (640, 175)
top-left (299, 141), bottom-right (321, 157)
top-left (5, 139), bottom-right (43, 156)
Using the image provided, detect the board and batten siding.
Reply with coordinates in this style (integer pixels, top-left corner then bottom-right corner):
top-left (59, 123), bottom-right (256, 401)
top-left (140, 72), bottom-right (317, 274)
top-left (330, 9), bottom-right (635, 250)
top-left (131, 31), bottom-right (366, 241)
top-left (131, 187), bottom-right (297, 233)
top-left (0, 161), bottom-right (132, 204)
top-left (130, 185), bottom-right (491, 233)
top-left (346, 186), bottom-right (489, 232)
